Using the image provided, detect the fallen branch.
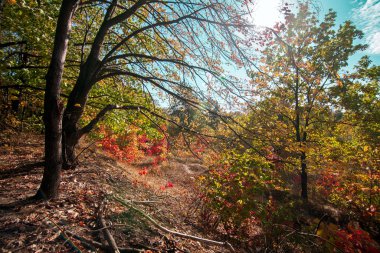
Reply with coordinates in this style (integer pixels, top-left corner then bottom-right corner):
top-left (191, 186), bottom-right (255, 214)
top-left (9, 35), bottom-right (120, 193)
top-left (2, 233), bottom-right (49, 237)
top-left (64, 230), bottom-right (144, 253)
top-left (97, 199), bottom-right (121, 253)
top-left (297, 232), bottom-right (345, 253)
top-left (129, 200), bottom-right (159, 205)
top-left (87, 223), bottom-right (127, 232)
top-left (113, 195), bottom-right (236, 252)
top-left (314, 214), bottom-right (327, 234)
top-left (272, 224), bottom-right (345, 253)
top-left (65, 230), bottom-right (98, 251)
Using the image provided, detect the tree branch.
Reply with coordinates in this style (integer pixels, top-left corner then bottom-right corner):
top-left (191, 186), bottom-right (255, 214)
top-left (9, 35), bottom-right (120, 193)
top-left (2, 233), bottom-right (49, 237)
top-left (0, 41), bottom-right (27, 49)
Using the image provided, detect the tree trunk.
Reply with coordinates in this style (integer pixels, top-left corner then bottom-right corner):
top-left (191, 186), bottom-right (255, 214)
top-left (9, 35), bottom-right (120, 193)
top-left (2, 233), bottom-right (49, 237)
top-left (35, 0), bottom-right (78, 199)
top-left (61, 1), bottom-right (128, 169)
top-left (60, 29), bottom-right (106, 170)
top-left (300, 151), bottom-right (308, 200)
top-left (62, 102), bottom-right (114, 169)
top-left (61, 78), bottom-right (92, 170)
top-left (36, 98), bottom-right (63, 199)
top-left (62, 129), bottom-right (79, 170)
top-left (293, 67), bottom-right (308, 201)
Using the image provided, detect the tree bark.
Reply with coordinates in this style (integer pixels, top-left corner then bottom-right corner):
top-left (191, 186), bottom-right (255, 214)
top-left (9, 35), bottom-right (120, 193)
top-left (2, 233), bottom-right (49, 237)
top-left (35, 0), bottom-right (78, 199)
top-left (62, 129), bottom-right (79, 170)
top-left (62, 68), bottom-right (96, 169)
top-left (300, 151), bottom-right (308, 200)
top-left (293, 65), bottom-right (309, 201)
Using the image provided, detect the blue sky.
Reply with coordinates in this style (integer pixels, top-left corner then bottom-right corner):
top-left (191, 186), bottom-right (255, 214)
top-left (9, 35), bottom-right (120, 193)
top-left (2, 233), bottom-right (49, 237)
top-left (319, 0), bottom-right (380, 66)
top-left (250, 0), bottom-right (380, 67)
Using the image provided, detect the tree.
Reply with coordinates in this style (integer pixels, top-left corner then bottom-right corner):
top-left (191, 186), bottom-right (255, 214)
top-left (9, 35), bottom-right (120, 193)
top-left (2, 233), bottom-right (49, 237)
top-left (36, 0), bottom-right (79, 199)
top-left (34, 0), bottom-right (249, 199)
top-left (246, 3), bottom-right (366, 200)
top-left (331, 56), bottom-right (380, 146)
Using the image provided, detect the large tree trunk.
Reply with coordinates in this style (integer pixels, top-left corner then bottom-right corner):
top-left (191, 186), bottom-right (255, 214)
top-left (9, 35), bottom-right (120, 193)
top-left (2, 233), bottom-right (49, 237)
top-left (300, 151), bottom-right (308, 200)
top-left (62, 81), bottom-right (89, 170)
top-left (35, 0), bottom-right (78, 199)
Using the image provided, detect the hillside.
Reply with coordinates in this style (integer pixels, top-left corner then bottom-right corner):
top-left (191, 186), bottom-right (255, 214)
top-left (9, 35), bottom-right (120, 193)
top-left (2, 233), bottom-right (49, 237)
top-left (0, 130), bottom-right (233, 253)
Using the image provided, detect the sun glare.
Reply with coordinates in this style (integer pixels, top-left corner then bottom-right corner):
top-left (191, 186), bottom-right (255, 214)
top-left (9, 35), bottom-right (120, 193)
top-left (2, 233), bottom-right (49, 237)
top-left (249, 0), bottom-right (285, 28)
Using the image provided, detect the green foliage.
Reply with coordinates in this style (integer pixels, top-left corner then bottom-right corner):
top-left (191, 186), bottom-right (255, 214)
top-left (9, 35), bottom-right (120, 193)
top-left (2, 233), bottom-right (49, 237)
top-left (331, 56), bottom-right (380, 145)
top-left (0, 0), bottom-right (160, 134)
top-left (200, 149), bottom-right (282, 228)
top-left (0, 0), bottom-right (59, 129)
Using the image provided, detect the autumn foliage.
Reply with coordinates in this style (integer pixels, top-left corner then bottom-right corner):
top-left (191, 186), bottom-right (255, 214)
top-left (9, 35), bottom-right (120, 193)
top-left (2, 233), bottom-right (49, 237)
top-left (99, 126), bottom-right (168, 164)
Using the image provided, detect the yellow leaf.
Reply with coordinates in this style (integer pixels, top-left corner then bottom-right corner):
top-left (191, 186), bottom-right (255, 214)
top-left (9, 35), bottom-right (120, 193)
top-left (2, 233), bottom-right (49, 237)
top-left (316, 223), bottom-right (327, 238)
top-left (327, 223), bottom-right (338, 231)
top-left (74, 103), bottom-right (81, 108)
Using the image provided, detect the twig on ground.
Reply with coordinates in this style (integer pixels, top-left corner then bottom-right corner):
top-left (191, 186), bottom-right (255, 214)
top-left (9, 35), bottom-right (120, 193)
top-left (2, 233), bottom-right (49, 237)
top-left (113, 195), bottom-right (236, 252)
top-left (97, 198), bottom-right (121, 253)
top-left (65, 230), bottom-right (99, 251)
top-left (65, 230), bottom-right (144, 253)
top-left (78, 223), bottom-right (128, 233)
top-left (314, 214), bottom-right (327, 234)
top-left (131, 200), bottom-right (159, 204)
top-left (273, 223), bottom-right (344, 253)
top-left (45, 215), bottom-right (82, 253)
top-left (133, 243), bottom-right (161, 252)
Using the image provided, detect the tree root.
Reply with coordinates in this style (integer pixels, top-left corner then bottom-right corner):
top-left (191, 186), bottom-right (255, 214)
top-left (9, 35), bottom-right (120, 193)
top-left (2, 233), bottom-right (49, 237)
top-left (113, 195), bottom-right (236, 252)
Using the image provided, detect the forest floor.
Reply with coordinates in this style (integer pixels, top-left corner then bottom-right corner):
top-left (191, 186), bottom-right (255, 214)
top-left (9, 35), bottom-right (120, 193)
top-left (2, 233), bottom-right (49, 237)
top-left (0, 130), bottom-right (232, 253)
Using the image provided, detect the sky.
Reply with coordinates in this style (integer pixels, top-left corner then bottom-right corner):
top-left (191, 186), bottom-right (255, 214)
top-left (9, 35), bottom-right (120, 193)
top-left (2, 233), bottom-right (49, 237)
top-left (250, 0), bottom-right (380, 66)
top-left (322, 0), bottom-right (380, 66)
